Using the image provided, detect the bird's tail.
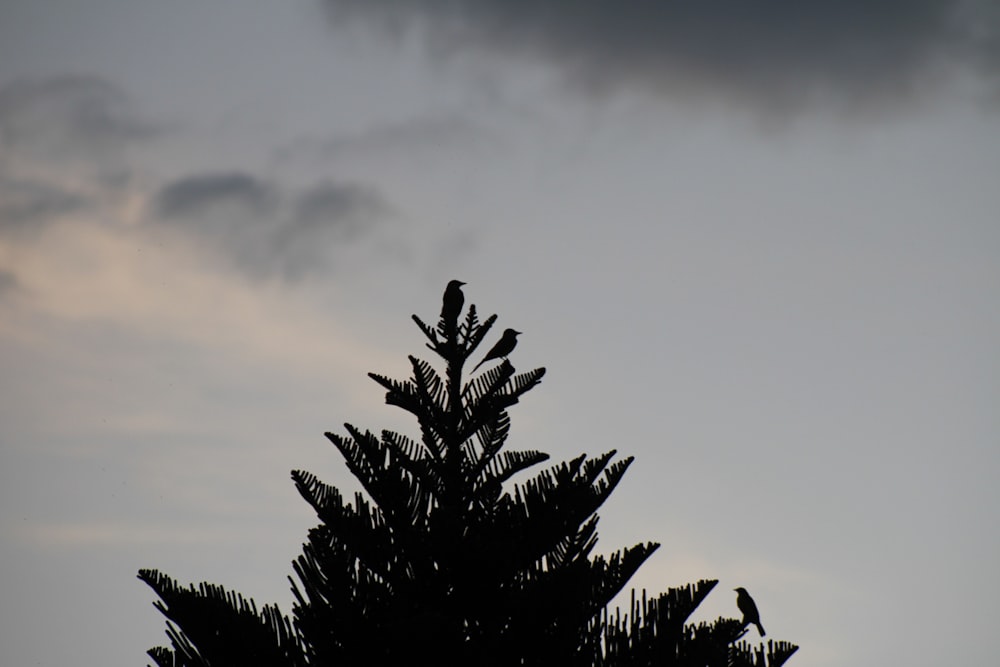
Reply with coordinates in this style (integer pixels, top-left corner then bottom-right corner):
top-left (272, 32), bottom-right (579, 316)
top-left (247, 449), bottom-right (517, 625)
top-left (756, 622), bottom-right (766, 637)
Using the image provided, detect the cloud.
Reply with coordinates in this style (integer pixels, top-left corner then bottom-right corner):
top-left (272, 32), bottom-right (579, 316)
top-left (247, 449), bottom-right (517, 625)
top-left (0, 179), bottom-right (90, 234)
top-left (0, 76), bottom-right (155, 230)
top-left (0, 268), bottom-right (18, 295)
top-left (289, 181), bottom-right (388, 236)
top-left (320, 0), bottom-right (1000, 113)
top-left (0, 74), bottom-right (157, 161)
top-left (0, 76), bottom-right (397, 285)
top-left (154, 172), bottom-right (278, 222)
top-left (272, 181), bottom-right (392, 278)
top-left (150, 172), bottom-right (393, 280)
top-left (275, 113), bottom-right (493, 164)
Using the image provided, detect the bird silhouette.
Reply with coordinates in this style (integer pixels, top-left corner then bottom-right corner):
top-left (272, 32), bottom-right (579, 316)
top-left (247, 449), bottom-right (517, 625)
top-left (472, 328), bottom-right (520, 372)
top-left (440, 280), bottom-right (465, 324)
top-left (734, 587), bottom-right (765, 637)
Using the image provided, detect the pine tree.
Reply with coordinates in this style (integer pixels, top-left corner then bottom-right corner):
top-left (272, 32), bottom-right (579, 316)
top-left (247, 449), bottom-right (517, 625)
top-left (139, 283), bottom-right (798, 666)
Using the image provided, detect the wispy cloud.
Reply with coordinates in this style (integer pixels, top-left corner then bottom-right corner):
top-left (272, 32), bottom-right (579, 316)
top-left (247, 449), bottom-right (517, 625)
top-left (0, 74), bottom-right (400, 284)
top-left (274, 112), bottom-right (494, 164)
top-left (320, 0), bottom-right (1000, 113)
top-left (0, 74), bottom-right (158, 161)
top-left (154, 172), bottom-right (279, 221)
top-left (289, 181), bottom-right (387, 237)
top-left (0, 75), bottom-right (154, 238)
top-left (150, 172), bottom-right (393, 280)
top-left (0, 179), bottom-right (90, 234)
top-left (0, 268), bottom-right (18, 295)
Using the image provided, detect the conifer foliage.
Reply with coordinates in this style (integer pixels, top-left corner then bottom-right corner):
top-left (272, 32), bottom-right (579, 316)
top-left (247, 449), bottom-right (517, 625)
top-left (139, 283), bottom-right (798, 666)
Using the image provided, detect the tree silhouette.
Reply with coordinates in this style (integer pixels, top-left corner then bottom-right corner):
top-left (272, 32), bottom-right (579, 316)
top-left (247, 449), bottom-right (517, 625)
top-left (139, 283), bottom-right (798, 666)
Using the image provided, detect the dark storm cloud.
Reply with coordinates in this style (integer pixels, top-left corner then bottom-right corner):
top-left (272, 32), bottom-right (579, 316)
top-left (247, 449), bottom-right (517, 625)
top-left (0, 75), bottom-right (157, 159)
top-left (154, 172), bottom-right (278, 221)
top-left (151, 173), bottom-right (392, 281)
top-left (0, 179), bottom-right (90, 234)
top-left (321, 0), bottom-right (1000, 111)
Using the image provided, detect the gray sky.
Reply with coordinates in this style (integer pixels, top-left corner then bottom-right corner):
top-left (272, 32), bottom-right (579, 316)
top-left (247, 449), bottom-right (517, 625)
top-left (1, 2), bottom-right (998, 666)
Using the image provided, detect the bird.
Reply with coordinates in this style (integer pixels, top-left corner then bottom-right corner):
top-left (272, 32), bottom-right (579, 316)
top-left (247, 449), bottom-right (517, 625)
top-left (734, 587), bottom-right (765, 637)
top-left (472, 328), bottom-right (520, 372)
top-left (440, 280), bottom-right (465, 324)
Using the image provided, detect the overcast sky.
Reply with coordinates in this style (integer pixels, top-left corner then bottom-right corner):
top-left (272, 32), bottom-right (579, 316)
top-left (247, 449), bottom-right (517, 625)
top-left (1, 2), bottom-right (998, 666)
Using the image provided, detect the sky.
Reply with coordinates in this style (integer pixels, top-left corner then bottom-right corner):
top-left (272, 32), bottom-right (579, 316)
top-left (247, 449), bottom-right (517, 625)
top-left (1, 1), bottom-right (998, 665)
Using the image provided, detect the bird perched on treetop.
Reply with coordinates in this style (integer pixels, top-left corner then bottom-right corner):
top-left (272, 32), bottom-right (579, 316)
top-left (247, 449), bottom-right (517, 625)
top-left (441, 280), bottom-right (465, 324)
top-left (472, 328), bottom-right (520, 372)
top-left (734, 587), bottom-right (765, 637)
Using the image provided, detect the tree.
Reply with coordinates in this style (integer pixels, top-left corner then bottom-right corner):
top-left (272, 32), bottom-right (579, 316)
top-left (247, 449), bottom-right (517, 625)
top-left (139, 283), bottom-right (798, 666)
